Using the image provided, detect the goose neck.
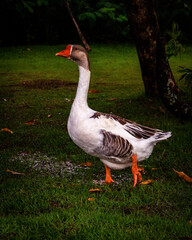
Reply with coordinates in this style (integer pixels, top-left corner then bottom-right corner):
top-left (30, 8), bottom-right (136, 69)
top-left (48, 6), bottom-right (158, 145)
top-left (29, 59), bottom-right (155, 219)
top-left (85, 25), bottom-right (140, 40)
top-left (73, 66), bottom-right (91, 107)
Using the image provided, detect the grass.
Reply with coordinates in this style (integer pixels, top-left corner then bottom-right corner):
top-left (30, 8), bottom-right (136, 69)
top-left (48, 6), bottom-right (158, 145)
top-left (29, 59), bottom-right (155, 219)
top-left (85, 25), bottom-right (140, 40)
top-left (0, 43), bottom-right (192, 240)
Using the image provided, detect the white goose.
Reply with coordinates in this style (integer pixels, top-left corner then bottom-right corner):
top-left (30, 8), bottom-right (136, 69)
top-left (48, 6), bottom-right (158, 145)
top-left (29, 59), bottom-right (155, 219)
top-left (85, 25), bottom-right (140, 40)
top-left (56, 45), bottom-right (171, 187)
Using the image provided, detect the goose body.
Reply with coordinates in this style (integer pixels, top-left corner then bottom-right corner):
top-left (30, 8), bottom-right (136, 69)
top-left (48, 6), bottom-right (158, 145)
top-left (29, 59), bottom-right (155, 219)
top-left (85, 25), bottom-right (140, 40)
top-left (56, 45), bottom-right (171, 186)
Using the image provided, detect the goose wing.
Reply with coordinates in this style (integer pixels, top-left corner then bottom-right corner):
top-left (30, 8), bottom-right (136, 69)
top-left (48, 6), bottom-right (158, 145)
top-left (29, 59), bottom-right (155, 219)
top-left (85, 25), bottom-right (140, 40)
top-left (94, 129), bottom-right (133, 159)
top-left (91, 112), bottom-right (160, 139)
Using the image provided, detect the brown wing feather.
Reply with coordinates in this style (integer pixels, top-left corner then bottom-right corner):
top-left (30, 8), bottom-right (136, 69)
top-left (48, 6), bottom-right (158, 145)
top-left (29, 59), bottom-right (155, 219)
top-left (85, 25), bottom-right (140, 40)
top-left (95, 130), bottom-right (133, 158)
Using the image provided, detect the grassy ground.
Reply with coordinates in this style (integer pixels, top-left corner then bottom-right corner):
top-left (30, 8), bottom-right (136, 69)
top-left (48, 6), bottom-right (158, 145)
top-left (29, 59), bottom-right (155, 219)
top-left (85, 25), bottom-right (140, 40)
top-left (0, 43), bottom-right (192, 240)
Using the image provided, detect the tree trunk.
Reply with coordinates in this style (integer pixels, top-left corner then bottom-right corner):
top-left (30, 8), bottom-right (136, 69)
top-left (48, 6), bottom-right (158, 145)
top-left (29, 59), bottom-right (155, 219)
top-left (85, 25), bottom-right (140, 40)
top-left (64, 0), bottom-right (91, 52)
top-left (126, 0), bottom-right (160, 95)
top-left (126, 0), bottom-right (192, 119)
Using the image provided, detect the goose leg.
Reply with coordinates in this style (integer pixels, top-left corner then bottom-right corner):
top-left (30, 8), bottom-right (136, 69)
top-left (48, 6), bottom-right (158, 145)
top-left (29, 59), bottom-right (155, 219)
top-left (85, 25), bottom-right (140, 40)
top-left (105, 165), bottom-right (114, 184)
top-left (131, 154), bottom-right (144, 187)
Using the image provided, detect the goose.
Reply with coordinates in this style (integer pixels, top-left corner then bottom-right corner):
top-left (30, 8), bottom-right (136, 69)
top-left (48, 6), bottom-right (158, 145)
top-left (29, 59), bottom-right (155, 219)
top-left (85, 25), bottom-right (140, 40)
top-left (56, 44), bottom-right (171, 187)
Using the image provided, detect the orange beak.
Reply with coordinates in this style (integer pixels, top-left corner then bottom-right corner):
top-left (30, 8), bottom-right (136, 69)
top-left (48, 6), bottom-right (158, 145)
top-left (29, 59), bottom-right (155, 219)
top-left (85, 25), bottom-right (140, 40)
top-left (55, 45), bottom-right (71, 58)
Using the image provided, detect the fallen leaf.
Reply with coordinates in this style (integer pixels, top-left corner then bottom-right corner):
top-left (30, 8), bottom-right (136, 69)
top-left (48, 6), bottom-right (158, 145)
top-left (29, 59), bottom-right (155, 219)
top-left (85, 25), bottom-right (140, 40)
top-left (1, 128), bottom-right (13, 134)
top-left (24, 120), bottom-right (35, 125)
top-left (159, 106), bottom-right (165, 114)
top-left (65, 98), bottom-right (71, 102)
top-left (48, 114), bottom-right (53, 118)
top-left (173, 169), bottom-right (192, 183)
top-left (51, 183), bottom-right (62, 188)
top-left (89, 188), bottom-right (102, 192)
top-left (140, 179), bottom-right (154, 185)
top-left (51, 201), bottom-right (59, 208)
top-left (88, 89), bottom-right (99, 93)
top-left (88, 198), bottom-right (95, 201)
top-left (80, 162), bottom-right (92, 167)
top-left (7, 169), bottom-right (25, 175)
top-left (107, 98), bottom-right (117, 101)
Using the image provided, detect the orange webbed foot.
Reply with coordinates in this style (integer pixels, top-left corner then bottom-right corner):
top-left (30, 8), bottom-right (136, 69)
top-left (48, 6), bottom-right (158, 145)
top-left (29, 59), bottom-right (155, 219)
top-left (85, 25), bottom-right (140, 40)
top-left (105, 165), bottom-right (114, 184)
top-left (132, 154), bottom-right (144, 187)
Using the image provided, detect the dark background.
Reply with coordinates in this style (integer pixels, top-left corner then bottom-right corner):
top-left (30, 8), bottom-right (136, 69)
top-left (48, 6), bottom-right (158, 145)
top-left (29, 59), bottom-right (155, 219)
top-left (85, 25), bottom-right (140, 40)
top-left (0, 0), bottom-right (192, 46)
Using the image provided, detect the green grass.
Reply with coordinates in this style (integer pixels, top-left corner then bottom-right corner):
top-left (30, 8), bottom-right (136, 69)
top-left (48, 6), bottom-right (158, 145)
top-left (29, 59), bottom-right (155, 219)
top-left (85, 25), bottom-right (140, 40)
top-left (0, 43), bottom-right (192, 240)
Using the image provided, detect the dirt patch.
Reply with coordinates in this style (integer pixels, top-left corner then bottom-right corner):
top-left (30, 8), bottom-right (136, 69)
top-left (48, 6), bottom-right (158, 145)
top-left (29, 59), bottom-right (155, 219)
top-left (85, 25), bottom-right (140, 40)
top-left (21, 79), bottom-right (77, 89)
top-left (11, 152), bottom-right (85, 177)
top-left (11, 152), bottom-right (132, 184)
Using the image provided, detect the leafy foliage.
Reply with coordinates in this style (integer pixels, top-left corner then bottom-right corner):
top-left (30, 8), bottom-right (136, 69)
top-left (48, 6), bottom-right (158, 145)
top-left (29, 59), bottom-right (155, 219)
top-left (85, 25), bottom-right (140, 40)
top-left (166, 23), bottom-right (185, 59)
top-left (21, 0), bottom-right (49, 13)
top-left (76, 0), bottom-right (129, 40)
top-left (178, 66), bottom-right (192, 88)
top-left (156, 0), bottom-right (192, 40)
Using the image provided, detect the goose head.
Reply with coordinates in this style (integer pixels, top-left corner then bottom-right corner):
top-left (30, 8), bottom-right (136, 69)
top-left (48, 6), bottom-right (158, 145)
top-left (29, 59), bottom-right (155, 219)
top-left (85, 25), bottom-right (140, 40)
top-left (56, 45), bottom-right (90, 71)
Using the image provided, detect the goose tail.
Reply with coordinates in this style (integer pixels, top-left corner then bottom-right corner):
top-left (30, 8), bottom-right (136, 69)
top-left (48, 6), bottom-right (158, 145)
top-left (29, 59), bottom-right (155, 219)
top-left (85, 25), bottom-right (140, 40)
top-left (152, 131), bottom-right (172, 143)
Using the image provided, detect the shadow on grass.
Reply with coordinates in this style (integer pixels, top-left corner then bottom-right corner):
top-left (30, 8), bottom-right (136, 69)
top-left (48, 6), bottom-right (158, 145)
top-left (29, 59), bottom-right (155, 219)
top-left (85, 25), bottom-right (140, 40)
top-left (21, 79), bottom-right (77, 90)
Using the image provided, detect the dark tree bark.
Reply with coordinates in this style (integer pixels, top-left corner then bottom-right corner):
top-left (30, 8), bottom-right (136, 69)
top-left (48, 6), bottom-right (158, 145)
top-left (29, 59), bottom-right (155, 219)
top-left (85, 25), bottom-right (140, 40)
top-left (64, 0), bottom-right (91, 52)
top-left (126, 0), bottom-right (160, 95)
top-left (126, 0), bottom-right (192, 119)
top-left (156, 35), bottom-right (192, 119)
